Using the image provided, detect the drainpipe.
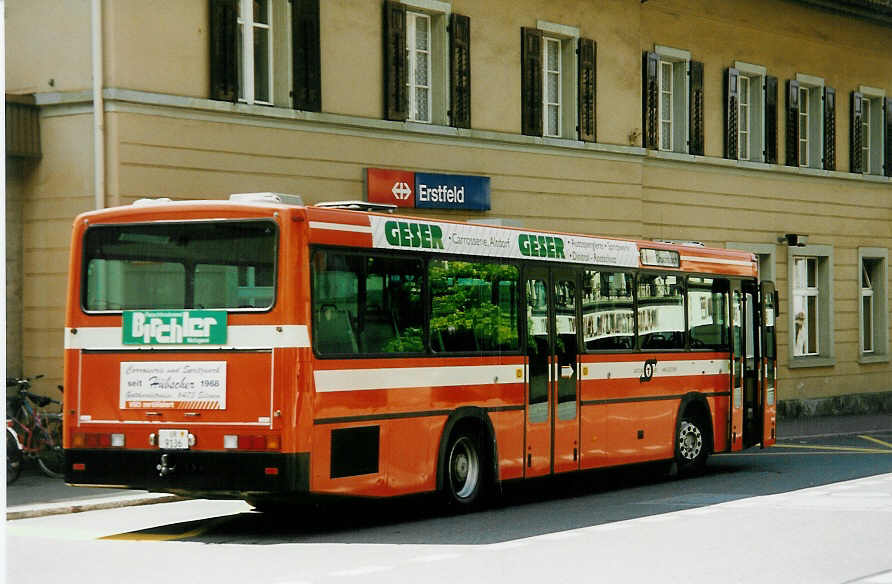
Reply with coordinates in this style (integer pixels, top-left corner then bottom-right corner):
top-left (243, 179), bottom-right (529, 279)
top-left (91, 0), bottom-right (105, 210)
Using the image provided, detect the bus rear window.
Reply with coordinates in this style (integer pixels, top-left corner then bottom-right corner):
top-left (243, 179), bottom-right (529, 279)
top-left (83, 220), bottom-right (277, 311)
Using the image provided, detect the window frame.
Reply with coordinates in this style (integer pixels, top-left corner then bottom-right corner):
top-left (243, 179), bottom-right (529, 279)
top-left (795, 73), bottom-right (825, 170)
top-left (237, 0), bottom-right (275, 106)
top-left (400, 0), bottom-right (451, 126)
top-left (859, 86), bottom-right (887, 176)
top-left (858, 247), bottom-right (889, 363)
top-left (535, 20), bottom-right (579, 140)
top-left (654, 45), bottom-right (691, 154)
top-left (788, 244), bottom-right (834, 368)
top-left (735, 62), bottom-right (767, 163)
top-left (406, 10), bottom-right (433, 123)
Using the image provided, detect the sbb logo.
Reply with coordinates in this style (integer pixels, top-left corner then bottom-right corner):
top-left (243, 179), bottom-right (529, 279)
top-left (367, 168), bottom-right (415, 207)
top-left (391, 181), bottom-right (412, 200)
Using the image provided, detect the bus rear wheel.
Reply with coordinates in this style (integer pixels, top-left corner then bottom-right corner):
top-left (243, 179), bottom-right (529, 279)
top-left (444, 429), bottom-right (486, 508)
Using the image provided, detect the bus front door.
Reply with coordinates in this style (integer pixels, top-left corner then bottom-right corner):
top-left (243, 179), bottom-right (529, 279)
top-left (524, 267), bottom-right (580, 478)
top-left (760, 281), bottom-right (778, 447)
top-left (732, 280), bottom-right (764, 451)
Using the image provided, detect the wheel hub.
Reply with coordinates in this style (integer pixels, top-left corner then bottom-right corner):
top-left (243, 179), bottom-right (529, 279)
top-left (679, 421), bottom-right (703, 460)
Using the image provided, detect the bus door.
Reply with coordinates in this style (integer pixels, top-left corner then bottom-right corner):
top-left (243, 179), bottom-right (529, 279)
top-left (760, 282), bottom-right (778, 447)
top-left (731, 281), bottom-right (763, 450)
top-left (524, 266), bottom-right (580, 477)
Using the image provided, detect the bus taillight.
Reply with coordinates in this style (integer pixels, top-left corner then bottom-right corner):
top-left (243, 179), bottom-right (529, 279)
top-left (223, 434), bottom-right (280, 451)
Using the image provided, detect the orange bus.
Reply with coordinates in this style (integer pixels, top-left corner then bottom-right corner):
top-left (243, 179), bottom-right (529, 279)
top-left (63, 193), bottom-right (776, 508)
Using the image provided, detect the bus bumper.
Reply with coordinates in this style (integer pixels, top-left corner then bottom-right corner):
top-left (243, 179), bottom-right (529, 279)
top-left (64, 449), bottom-right (310, 497)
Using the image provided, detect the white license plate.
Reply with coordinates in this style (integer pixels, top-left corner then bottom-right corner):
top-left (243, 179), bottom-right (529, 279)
top-left (158, 429), bottom-right (190, 450)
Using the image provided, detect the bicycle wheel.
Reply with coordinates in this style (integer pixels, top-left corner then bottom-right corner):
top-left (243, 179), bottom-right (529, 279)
top-left (7, 429), bottom-right (23, 485)
top-left (36, 418), bottom-right (64, 479)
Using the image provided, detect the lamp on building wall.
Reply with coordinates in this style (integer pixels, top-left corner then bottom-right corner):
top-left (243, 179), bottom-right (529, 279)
top-left (779, 234), bottom-right (809, 247)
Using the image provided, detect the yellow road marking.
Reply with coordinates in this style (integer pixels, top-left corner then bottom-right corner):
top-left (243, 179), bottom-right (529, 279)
top-left (858, 435), bottom-right (892, 450)
top-left (102, 525), bottom-right (210, 541)
top-left (773, 443), bottom-right (892, 454)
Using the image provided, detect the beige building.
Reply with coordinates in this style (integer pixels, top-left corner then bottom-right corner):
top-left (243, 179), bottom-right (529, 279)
top-left (6, 0), bottom-right (892, 413)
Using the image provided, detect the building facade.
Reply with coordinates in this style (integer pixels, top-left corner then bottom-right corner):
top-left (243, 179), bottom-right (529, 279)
top-left (6, 0), bottom-right (892, 411)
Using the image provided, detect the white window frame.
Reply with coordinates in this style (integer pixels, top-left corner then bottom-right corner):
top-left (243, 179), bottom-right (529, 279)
top-left (795, 73), bottom-right (825, 170)
top-left (788, 244), bottom-right (834, 368)
top-left (659, 60), bottom-right (674, 151)
top-left (792, 256), bottom-right (819, 356)
top-left (543, 36), bottom-right (562, 138)
top-left (238, 0), bottom-right (275, 106)
top-left (858, 248), bottom-right (889, 363)
top-left (655, 45), bottom-right (690, 154)
top-left (536, 20), bottom-right (579, 140)
top-left (406, 11), bottom-right (432, 123)
top-left (739, 75), bottom-right (750, 160)
top-left (859, 86), bottom-right (887, 176)
top-left (735, 61), bottom-right (766, 163)
top-left (402, 0), bottom-right (451, 125)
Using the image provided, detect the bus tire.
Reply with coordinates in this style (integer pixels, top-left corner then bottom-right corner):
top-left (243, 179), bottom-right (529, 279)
top-left (676, 414), bottom-right (708, 475)
top-left (443, 426), bottom-right (487, 508)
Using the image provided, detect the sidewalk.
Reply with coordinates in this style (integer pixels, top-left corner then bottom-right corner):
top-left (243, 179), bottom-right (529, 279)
top-left (6, 414), bottom-right (890, 520)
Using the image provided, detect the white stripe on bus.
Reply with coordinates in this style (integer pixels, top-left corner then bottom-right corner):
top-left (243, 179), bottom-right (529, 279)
top-left (581, 359), bottom-right (730, 380)
top-left (680, 255), bottom-right (754, 267)
top-left (64, 325), bottom-right (310, 350)
top-left (308, 221), bottom-right (373, 234)
top-left (314, 365), bottom-right (524, 393)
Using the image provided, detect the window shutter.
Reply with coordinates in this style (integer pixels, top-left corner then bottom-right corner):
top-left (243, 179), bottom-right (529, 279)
top-left (785, 80), bottom-right (800, 166)
top-left (292, 0), bottom-right (321, 112)
top-left (209, 0), bottom-right (238, 102)
top-left (521, 27), bottom-right (543, 137)
top-left (688, 60), bottom-right (704, 156)
top-left (724, 68), bottom-right (739, 160)
top-left (823, 86), bottom-right (835, 171)
top-left (449, 13), bottom-right (471, 129)
top-left (884, 98), bottom-right (892, 177)
top-left (851, 91), bottom-right (863, 174)
top-left (383, 1), bottom-right (408, 121)
top-left (642, 52), bottom-right (659, 149)
top-left (577, 37), bottom-right (596, 143)
top-left (764, 75), bottom-right (778, 164)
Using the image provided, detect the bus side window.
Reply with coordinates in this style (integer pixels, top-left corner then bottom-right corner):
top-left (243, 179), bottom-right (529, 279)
top-left (688, 277), bottom-right (730, 350)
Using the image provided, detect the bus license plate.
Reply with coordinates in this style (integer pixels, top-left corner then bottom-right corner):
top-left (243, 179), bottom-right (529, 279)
top-left (158, 429), bottom-right (190, 450)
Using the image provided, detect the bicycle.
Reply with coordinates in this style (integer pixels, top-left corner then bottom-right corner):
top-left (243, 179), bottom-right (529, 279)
top-left (6, 375), bottom-right (64, 479)
top-left (6, 420), bottom-right (23, 484)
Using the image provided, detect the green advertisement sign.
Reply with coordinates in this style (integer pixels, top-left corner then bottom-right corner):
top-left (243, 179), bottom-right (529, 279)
top-left (122, 310), bottom-right (227, 345)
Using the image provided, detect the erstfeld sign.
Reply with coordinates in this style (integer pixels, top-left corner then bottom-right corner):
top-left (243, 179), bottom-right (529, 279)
top-left (366, 168), bottom-right (491, 211)
top-left (369, 217), bottom-right (639, 267)
top-left (123, 310), bottom-right (227, 345)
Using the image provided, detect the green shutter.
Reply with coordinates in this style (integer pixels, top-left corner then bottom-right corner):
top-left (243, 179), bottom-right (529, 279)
top-left (823, 87), bottom-right (835, 171)
top-left (851, 91), bottom-right (863, 174)
top-left (642, 52), bottom-right (659, 150)
top-left (884, 98), bottom-right (892, 177)
top-left (292, 0), bottom-right (321, 112)
top-left (449, 13), bottom-right (471, 129)
top-left (764, 75), bottom-right (778, 164)
top-left (383, 1), bottom-right (408, 121)
top-left (209, 0), bottom-right (238, 102)
top-left (688, 60), bottom-right (704, 156)
top-left (521, 27), bottom-right (543, 137)
top-left (786, 80), bottom-right (800, 167)
top-left (577, 37), bottom-right (596, 143)
top-left (724, 68), bottom-right (739, 159)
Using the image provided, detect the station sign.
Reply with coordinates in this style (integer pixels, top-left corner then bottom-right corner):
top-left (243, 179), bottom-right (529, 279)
top-left (366, 168), bottom-right (491, 211)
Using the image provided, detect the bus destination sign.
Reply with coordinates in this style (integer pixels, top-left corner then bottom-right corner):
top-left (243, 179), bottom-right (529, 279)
top-left (370, 217), bottom-right (639, 267)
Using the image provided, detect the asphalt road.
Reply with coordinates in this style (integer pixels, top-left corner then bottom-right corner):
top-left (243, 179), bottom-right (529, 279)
top-left (7, 432), bottom-right (892, 584)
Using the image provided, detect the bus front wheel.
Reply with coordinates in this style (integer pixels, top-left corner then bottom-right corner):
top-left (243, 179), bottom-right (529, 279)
top-left (676, 416), bottom-right (708, 474)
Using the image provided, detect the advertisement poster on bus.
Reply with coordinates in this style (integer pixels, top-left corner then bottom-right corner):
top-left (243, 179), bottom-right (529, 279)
top-left (119, 361), bottom-right (227, 410)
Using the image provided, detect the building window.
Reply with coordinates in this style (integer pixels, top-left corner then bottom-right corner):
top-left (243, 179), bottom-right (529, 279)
top-left (725, 63), bottom-right (771, 163)
top-left (384, 1), bottom-right (470, 128)
top-left (406, 11), bottom-right (432, 123)
top-left (858, 248), bottom-right (888, 362)
top-left (788, 244), bottom-right (834, 367)
top-left (209, 0), bottom-right (320, 111)
top-left (787, 74), bottom-right (833, 170)
top-left (792, 257), bottom-right (819, 356)
top-left (238, 0), bottom-right (273, 105)
top-left (543, 36), bottom-right (562, 137)
top-left (852, 87), bottom-right (887, 175)
top-left (644, 46), bottom-right (702, 155)
top-left (521, 21), bottom-right (593, 141)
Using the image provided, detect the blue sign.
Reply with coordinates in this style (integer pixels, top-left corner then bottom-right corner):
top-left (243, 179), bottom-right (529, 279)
top-left (414, 173), bottom-right (491, 211)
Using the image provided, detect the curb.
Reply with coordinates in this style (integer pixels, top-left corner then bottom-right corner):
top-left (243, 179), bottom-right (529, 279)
top-left (6, 493), bottom-right (184, 521)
